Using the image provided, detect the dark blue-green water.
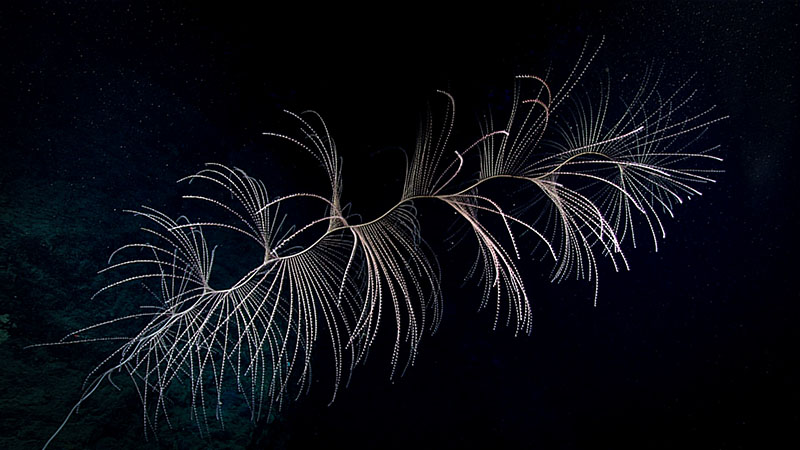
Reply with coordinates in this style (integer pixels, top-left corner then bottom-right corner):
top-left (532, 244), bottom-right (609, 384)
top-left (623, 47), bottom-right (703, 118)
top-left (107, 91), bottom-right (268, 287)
top-left (1, 1), bottom-right (797, 449)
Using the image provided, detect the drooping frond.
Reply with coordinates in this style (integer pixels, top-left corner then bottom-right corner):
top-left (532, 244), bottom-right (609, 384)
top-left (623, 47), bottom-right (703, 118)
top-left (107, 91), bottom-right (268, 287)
top-left (348, 204), bottom-right (443, 378)
top-left (402, 90), bottom-right (457, 198)
top-left (263, 110), bottom-right (345, 227)
top-left (439, 193), bottom-right (534, 335)
top-left (478, 36), bottom-right (605, 178)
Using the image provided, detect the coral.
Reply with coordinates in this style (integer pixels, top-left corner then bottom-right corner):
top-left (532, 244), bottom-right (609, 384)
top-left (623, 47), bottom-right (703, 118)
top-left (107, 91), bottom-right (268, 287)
top-left (36, 39), bottom-right (724, 448)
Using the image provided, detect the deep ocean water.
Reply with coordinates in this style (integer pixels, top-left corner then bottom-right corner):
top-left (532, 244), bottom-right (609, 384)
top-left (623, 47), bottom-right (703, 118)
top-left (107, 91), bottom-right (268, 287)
top-left (1, 2), bottom-right (797, 449)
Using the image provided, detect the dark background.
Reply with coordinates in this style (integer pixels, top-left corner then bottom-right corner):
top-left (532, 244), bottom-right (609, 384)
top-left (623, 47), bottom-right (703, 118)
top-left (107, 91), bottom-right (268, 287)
top-left (0, 1), bottom-right (797, 449)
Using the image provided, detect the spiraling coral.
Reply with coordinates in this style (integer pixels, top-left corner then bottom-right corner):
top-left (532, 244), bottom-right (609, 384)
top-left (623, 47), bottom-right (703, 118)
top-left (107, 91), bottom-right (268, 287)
top-left (34, 38), bottom-right (725, 448)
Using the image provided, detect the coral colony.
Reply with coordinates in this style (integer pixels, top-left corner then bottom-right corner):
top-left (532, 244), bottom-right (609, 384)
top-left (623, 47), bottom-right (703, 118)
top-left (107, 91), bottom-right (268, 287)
top-left (37, 39), bottom-right (724, 448)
